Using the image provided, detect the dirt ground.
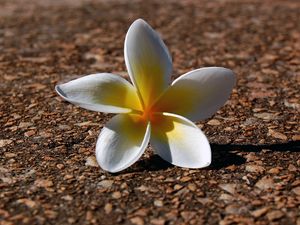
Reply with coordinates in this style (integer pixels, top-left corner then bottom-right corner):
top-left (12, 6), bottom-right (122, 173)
top-left (0, 0), bottom-right (299, 224)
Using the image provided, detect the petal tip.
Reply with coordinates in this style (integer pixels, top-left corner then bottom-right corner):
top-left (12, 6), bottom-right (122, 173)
top-left (55, 84), bottom-right (66, 98)
top-left (202, 159), bottom-right (212, 168)
top-left (132, 18), bottom-right (147, 26)
top-left (95, 116), bottom-right (151, 174)
top-left (95, 144), bottom-right (123, 174)
top-left (128, 18), bottom-right (149, 33)
top-left (218, 67), bottom-right (236, 84)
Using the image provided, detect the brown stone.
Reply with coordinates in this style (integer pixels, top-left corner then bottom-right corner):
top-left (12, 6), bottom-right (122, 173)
top-left (266, 210), bottom-right (284, 221)
top-left (130, 217), bottom-right (144, 225)
top-left (112, 191), bottom-right (122, 199)
top-left (268, 129), bottom-right (288, 140)
top-left (34, 179), bottom-right (53, 188)
top-left (207, 119), bottom-right (221, 126)
top-left (85, 156), bottom-right (98, 167)
top-left (16, 199), bottom-right (37, 208)
top-left (292, 187), bottom-right (300, 196)
top-left (104, 203), bottom-right (113, 214)
top-left (24, 130), bottom-right (36, 137)
top-left (150, 218), bottom-right (165, 225)
top-left (245, 164), bottom-right (265, 173)
top-left (251, 207), bottom-right (270, 218)
top-left (255, 176), bottom-right (274, 190)
top-left (154, 200), bottom-right (163, 207)
top-left (0, 139), bottom-right (13, 147)
top-left (219, 183), bottom-right (237, 194)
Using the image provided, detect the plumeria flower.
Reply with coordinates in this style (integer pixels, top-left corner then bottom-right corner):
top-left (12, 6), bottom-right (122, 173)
top-left (55, 19), bottom-right (235, 173)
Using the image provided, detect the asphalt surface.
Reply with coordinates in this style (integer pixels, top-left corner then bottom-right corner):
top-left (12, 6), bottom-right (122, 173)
top-left (0, 0), bottom-right (299, 224)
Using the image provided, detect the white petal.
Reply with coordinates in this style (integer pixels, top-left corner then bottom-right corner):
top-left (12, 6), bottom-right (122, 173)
top-left (96, 114), bottom-right (150, 173)
top-left (153, 67), bottom-right (236, 121)
top-left (55, 73), bottom-right (142, 113)
top-left (124, 19), bottom-right (172, 107)
top-left (150, 112), bottom-right (211, 168)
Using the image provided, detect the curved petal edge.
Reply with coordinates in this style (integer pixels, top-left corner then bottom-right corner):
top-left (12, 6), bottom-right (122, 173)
top-left (124, 18), bottom-right (172, 107)
top-left (55, 73), bottom-right (142, 114)
top-left (153, 67), bottom-right (236, 121)
top-left (96, 114), bottom-right (150, 173)
top-left (150, 112), bottom-right (211, 168)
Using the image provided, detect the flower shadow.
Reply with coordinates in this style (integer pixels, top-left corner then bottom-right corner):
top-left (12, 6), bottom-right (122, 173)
top-left (208, 141), bottom-right (300, 170)
top-left (135, 154), bottom-right (174, 171)
top-left (114, 154), bottom-right (173, 174)
top-left (115, 141), bottom-right (300, 174)
top-left (209, 146), bottom-right (246, 170)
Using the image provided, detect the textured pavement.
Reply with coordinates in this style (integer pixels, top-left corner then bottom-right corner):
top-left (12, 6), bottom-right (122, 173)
top-left (0, 0), bottom-right (299, 224)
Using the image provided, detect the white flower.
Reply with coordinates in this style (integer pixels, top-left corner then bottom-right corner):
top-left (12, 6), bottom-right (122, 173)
top-left (55, 19), bottom-right (236, 173)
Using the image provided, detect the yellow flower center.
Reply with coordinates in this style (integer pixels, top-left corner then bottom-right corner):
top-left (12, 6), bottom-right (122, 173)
top-left (138, 105), bottom-right (162, 125)
top-left (141, 106), bottom-right (154, 122)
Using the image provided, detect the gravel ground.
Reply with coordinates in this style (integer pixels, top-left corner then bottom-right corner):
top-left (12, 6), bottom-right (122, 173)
top-left (0, 0), bottom-right (299, 224)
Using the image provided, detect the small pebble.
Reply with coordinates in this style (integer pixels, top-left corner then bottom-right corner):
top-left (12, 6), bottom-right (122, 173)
top-left (267, 210), bottom-right (284, 221)
top-left (255, 176), bottom-right (274, 190)
top-left (112, 191), bottom-right (121, 199)
top-left (85, 156), bottom-right (98, 167)
top-left (207, 119), bottom-right (221, 126)
top-left (104, 203), bottom-right (112, 214)
top-left (98, 180), bottom-right (113, 189)
top-left (246, 164), bottom-right (265, 173)
top-left (130, 216), bottom-right (144, 225)
top-left (0, 139), bottom-right (13, 147)
top-left (154, 200), bottom-right (163, 207)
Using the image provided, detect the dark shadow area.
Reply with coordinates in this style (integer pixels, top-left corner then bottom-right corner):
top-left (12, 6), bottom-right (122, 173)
top-left (116, 154), bottom-right (174, 175)
top-left (209, 151), bottom-right (246, 170)
top-left (114, 141), bottom-right (300, 174)
top-left (211, 141), bottom-right (300, 152)
top-left (136, 154), bottom-right (174, 170)
top-left (209, 141), bottom-right (299, 170)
